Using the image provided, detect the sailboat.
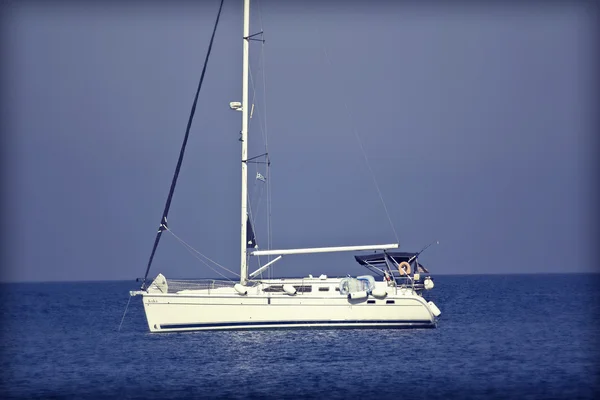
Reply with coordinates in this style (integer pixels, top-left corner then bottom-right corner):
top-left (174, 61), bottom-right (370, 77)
top-left (130, 0), bottom-right (441, 332)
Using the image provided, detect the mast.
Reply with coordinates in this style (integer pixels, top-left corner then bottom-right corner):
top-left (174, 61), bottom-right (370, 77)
top-left (240, 0), bottom-right (250, 284)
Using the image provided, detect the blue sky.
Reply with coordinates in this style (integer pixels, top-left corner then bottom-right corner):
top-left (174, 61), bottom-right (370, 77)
top-left (2, 0), bottom-right (597, 282)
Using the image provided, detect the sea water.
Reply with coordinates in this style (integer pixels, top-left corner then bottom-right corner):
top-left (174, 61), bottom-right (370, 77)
top-left (1, 274), bottom-right (598, 399)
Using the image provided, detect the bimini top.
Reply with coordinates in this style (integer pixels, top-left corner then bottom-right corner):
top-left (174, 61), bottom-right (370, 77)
top-left (354, 251), bottom-right (429, 273)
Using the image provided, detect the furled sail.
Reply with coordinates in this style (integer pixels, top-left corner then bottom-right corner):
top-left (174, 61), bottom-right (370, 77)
top-left (140, 0), bottom-right (226, 290)
top-left (247, 216), bottom-right (257, 248)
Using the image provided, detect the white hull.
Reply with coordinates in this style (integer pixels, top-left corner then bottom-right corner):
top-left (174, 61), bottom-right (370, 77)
top-left (137, 276), bottom-right (439, 332)
top-left (133, 2), bottom-right (443, 333)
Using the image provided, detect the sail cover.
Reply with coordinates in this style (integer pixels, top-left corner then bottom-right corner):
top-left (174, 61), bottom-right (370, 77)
top-left (354, 252), bottom-right (429, 273)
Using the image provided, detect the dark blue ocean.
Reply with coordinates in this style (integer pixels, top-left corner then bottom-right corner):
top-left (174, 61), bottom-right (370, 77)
top-left (1, 274), bottom-right (598, 399)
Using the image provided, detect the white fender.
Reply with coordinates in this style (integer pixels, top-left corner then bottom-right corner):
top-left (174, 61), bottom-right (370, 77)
top-left (424, 277), bottom-right (434, 290)
top-left (348, 290), bottom-right (368, 300)
top-left (234, 284), bottom-right (248, 295)
top-left (371, 288), bottom-right (388, 298)
top-left (428, 301), bottom-right (441, 317)
top-left (283, 284), bottom-right (297, 295)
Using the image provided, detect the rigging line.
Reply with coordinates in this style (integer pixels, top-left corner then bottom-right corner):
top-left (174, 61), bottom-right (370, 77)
top-left (245, 85), bottom-right (267, 229)
top-left (248, 64), bottom-right (258, 123)
top-left (253, 179), bottom-right (265, 221)
top-left (261, 35), bottom-right (273, 255)
top-left (141, 0), bottom-right (226, 289)
top-left (267, 154), bottom-right (272, 254)
top-left (249, 167), bottom-right (265, 221)
top-left (247, 173), bottom-right (267, 275)
top-left (247, 65), bottom-right (268, 270)
top-left (165, 227), bottom-right (240, 278)
top-left (172, 236), bottom-right (236, 281)
top-left (248, 65), bottom-right (269, 157)
top-left (247, 187), bottom-right (265, 249)
top-left (316, 28), bottom-right (399, 244)
top-left (247, 55), bottom-right (268, 226)
top-left (246, 8), bottom-right (268, 148)
top-left (254, 0), bottom-right (272, 254)
top-left (248, 62), bottom-right (273, 257)
top-left (247, 192), bottom-right (255, 237)
top-left (246, 192), bottom-right (266, 279)
top-left (167, 228), bottom-right (239, 277)
top-left (246, 194), bottom-right (262, 271)
top-left (247, 189), bottom-right (264, 273)
top-left (250, 167), bottom-right (259, 212)
top-left (247, 153), bottom-right (268, 162)
top-left (341, 98), bottom-right (399, 244)
top-left (182, 243), bottom-right (234, 281)
top-left (246, 42), bottom-right (264, 140)
top-left (117, 295), bottom-right (132, 332)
